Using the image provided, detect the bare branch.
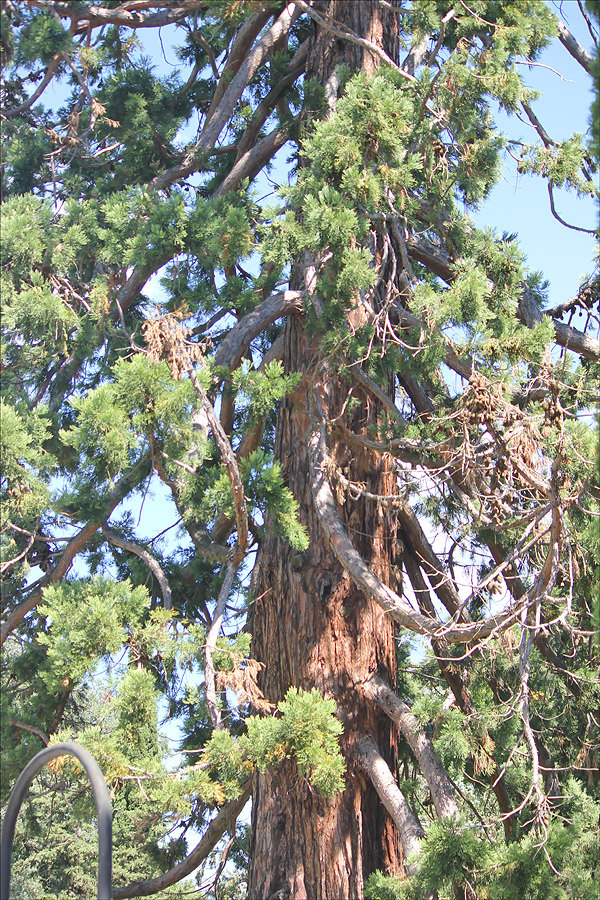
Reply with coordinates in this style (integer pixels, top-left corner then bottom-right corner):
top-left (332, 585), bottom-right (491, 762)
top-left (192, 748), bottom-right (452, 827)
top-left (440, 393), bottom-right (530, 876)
top-left (355, 735), bottom-right (424, 875)
top-left (308, 420), bottom-right (532, 643)
top-left (203, 9), bottom-right (274, 132)
top-left (26, 1), bottom-right (206, 32)
top-left (150, 2), bottom-right (301, 193)
top-left (2, 54), bottom-right (64, 120)
top-left (188, 371), bottom-right (248, 557)
top-left (213, 291), bottom-right (303, 373)
top-left (233, 39), bottom-right (308, 159)
top-left (101, 525), bottom-right (173, 610)
top-left (556, 18), bottom-right (594, 74)
top-left (8, 720), bottom-right (49, 745)
top-left (205, 560), bottom-right (239, 729)
top-left (214, 126), bottom-right (289, 198)
top-left (547, 183), bottom-right (598, 235)
top-left (361, 674), bottom-right (460, 821)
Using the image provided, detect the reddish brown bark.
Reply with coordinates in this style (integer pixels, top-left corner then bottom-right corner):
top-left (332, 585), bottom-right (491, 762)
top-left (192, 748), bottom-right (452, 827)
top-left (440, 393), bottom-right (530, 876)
top-left (248, 8), bottom-right (402, 897)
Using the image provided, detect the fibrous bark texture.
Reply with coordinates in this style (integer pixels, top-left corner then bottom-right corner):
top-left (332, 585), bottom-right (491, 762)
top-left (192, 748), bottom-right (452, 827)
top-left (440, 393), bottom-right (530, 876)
top-left (248, 4), bottom-right (403, 898)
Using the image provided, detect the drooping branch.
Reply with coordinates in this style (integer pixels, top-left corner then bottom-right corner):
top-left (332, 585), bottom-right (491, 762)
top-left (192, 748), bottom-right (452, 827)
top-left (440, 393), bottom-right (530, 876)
top-left (101, 525), bottom-right (173, 610)
top-left (212, 333), bottom-right (285, 545)
top-left (308, 420), bottom-right (533, 643)
top-left (355, 735), bottom-right (424, 876)
top-left (361, 674), bottom-right (460, 821)
top-left (113, 780), bottom-right (252, 899)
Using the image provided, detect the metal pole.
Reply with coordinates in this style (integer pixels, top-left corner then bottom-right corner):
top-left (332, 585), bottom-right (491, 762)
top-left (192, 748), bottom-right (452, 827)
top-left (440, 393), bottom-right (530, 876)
top-left (0, 742), bottom-right (112, 900)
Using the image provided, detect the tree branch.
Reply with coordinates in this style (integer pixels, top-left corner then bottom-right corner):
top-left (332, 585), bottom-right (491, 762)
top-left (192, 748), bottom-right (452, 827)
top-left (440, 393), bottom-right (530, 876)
top-left (188, 370), bottom-right (248, 557)
top-left (556, 18), bottom-right (594, 74)
top-left (233, 39), bottom-right (308, 159)
top-left (355, 735), bottom-right (424, 876)
top-left (8, 720), bottom-right (49, 745)
top-left (2, 53), bottom-right (65, 120)
top-left (113, 780), bottom-right (252, 899)
top-left (361, 674), bottom-right (460, 821)
top-left (149, 2), bottom-right (301, 193)
top-left (101, 525), bottom-right (173, 610)
top-left (203, 9), bottom-right (274, 133)
top-left (404, 234), bottom-right (599, 361)
top-left (212, 291), bottom-right (303, 373)
top-left (213, 125), bottom-right (290, 198)
top-left (204, 560), bottom-right (239, 730)
top-left (308, 420), bottom-right (532, 643)
top-left (26, 1), bottom-right (206, 32)
top-left (0, 456), bottom-right (152, 647)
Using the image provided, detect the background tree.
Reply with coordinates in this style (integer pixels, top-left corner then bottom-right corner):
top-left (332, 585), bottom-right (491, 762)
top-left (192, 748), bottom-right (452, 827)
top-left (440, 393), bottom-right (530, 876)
top-left (1, 2), bottom-right (598, 899)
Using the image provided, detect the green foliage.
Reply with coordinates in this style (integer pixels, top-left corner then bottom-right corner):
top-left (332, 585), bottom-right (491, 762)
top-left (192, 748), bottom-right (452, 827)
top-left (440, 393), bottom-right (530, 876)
top-left (37, 577), bottom-right (150, 691)
top-left (200, 687), bottom-right (346, 800)
top-left (1, 1), bottom-right (598, 896)
top-left (517, 135), bottom-right (597, 195)
top-left (202, 448), bottom-right (309, 551)
top-left (365, 869), bottom-right (406, 900)
top-left (244, 687), bottom-right (345, 797)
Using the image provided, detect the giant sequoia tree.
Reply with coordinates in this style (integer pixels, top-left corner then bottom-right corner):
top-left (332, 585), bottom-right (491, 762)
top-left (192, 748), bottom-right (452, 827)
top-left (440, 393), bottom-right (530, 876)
top-left (1, 2), bottom-right (599, 898)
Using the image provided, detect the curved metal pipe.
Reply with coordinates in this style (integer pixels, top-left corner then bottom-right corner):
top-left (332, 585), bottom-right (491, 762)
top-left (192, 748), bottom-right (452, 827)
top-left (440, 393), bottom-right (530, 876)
top-left (0, 741), bottom-right (112, 900)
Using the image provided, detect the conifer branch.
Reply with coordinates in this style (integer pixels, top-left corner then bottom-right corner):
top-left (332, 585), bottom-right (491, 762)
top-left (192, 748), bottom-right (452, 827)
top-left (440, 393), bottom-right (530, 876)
top-left (113, 779), bottom-right (252, 898)
top-left (0, 456), bottom-right (152, 647)
top-left (405, 234), bottom-right (600, 360)
top-left (26, 1), bottom-right (207, 32)
top-left (211, 334), bottom-right (285, 544)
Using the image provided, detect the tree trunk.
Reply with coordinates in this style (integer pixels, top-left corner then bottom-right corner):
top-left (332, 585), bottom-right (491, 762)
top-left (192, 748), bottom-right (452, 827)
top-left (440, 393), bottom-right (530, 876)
top-left (248, 4), bottom-right (403, 898)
